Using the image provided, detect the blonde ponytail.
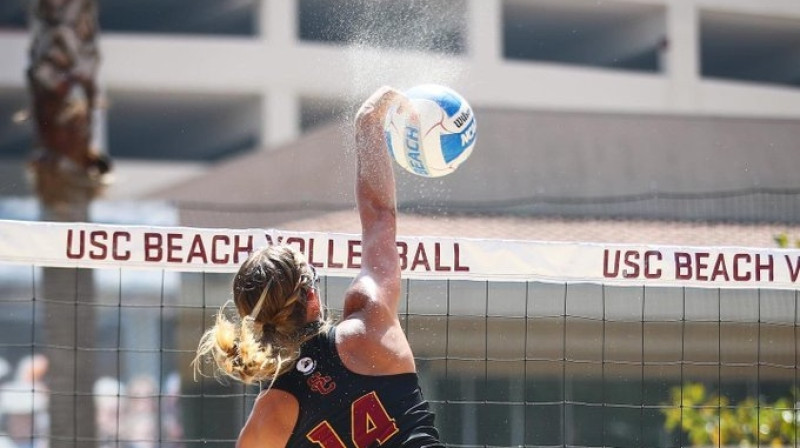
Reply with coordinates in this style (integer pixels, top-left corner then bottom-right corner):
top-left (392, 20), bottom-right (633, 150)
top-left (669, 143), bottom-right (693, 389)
top-left (193, 245), bottom-right (327, 385)
top-left (193, 302), bottom-right (296, 385)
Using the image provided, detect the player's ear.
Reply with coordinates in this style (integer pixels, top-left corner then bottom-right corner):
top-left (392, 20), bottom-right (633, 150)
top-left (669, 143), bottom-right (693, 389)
top-left (305, 287), bottom-right (321, 322)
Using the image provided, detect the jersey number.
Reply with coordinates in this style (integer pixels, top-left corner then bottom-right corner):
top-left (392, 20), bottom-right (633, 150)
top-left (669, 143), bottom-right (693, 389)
top-left (306, 391), bottom-right (400, 448)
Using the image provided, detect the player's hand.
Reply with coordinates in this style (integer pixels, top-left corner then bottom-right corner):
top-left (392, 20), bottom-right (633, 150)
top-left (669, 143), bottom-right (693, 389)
top-left (355, 86), bottom-right (413, 131)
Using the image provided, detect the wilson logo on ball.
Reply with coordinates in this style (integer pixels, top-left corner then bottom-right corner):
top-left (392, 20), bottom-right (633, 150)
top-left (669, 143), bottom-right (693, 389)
top-left (384, 84), bottom-right (477, 178)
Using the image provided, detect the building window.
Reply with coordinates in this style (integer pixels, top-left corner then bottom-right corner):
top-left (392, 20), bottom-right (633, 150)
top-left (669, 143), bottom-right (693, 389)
top-left (99, 0), bottom-right (258, 36)
top-left (298, 0), bottom-right (466, 54)
top-left (107, 91), bottom-right (260, 161)
top-left (701, 10), bottom-right (800, 88)
top-left (503, 0), bottom-right (666, 73)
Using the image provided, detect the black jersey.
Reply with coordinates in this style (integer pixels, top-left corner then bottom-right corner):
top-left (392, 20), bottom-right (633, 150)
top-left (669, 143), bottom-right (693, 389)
top-left (269, 326), bottom-right (443, 448)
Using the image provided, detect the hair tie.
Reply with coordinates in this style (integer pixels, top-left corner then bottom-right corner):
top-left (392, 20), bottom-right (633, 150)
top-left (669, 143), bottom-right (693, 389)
top-left (250, 278), bottom-right (273, 320)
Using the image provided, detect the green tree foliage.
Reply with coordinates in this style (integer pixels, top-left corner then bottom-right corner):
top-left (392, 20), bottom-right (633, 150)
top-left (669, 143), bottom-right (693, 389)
top-left (774, 232), bottom-right (800, 248)
top-left (662, 383), bottom-right (798, 447)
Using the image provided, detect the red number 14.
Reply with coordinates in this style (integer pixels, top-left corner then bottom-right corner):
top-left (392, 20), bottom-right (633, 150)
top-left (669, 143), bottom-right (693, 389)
top-left (307, 391), bottom-right (400, 448)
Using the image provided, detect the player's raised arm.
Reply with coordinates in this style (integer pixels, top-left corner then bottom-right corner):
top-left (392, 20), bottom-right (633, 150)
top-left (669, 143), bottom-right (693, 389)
top-left (345, 86), bottom-right (412, 318)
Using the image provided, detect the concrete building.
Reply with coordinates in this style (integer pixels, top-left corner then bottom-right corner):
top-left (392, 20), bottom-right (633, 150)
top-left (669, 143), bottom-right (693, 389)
top-left (1, 0), bottom-right (799, 212)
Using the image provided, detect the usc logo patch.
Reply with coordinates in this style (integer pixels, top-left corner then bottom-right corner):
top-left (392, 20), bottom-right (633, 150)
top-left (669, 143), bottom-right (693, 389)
top-left (307, 371), bottom-right (336, 395)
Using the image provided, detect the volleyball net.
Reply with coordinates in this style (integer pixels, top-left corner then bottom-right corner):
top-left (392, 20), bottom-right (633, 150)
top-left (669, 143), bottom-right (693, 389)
top-left (0, 219), bottom-right (798, 447)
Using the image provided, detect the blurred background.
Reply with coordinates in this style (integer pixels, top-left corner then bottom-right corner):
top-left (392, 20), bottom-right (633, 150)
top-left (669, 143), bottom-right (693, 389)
top-left (0, 0), bottom-right (798, 241)
top-left (0, 1), bottom-right (800, 447)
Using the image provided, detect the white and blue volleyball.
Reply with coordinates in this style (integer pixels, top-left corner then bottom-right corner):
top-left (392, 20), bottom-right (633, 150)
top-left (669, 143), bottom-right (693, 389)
top-left (384, 84), bottom-right (477, 178)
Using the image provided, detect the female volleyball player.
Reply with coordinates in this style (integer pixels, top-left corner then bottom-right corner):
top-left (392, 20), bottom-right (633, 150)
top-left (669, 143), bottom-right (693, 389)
top-left (194, 86), bottom-right (444, 448)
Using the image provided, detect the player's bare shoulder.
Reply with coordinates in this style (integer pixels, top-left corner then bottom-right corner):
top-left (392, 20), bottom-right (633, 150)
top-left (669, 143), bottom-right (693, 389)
top-left (335, 315), bottom-right (414, 376)
top-left (238, 389), bottom-right (298, 448)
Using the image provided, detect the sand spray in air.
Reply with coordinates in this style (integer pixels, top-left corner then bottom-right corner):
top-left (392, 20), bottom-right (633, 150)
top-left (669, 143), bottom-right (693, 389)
top-left (330, 0), bottom-right (470, 206)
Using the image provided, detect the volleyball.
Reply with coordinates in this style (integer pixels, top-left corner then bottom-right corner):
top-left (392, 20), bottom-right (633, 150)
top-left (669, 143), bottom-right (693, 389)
top-left (384, 84), bottom-right (477, 178)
